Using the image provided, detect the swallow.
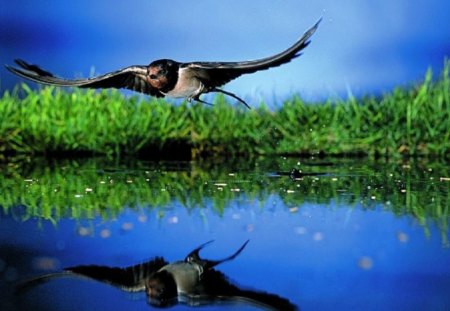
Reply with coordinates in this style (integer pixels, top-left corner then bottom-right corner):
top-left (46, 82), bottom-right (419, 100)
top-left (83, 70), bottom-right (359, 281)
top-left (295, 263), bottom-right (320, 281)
top-left (16, 240), bottom-right (297, 310)
top-left (274, 168), bottom-right (326, 180)
top-left (5, 19), bottom-right (321, 109)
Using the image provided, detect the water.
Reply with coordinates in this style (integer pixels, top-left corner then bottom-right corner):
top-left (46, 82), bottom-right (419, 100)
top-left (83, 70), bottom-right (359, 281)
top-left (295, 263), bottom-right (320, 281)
top-left (0, 157), bottom-right (449, 311)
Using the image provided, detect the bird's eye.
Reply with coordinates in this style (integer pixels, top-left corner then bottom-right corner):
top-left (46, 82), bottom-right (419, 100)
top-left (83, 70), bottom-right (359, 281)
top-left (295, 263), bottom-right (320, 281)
top-left (149, 74), bottom-right (157, 79)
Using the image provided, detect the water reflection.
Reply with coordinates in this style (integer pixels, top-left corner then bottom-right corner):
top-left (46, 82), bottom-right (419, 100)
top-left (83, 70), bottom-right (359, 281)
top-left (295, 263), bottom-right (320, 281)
top-left (17, 240), bottom-right (296, 310)
top-left (1, 157), bottom-right (449, 310)
top-left (1, 158), bottom-right (448, 243)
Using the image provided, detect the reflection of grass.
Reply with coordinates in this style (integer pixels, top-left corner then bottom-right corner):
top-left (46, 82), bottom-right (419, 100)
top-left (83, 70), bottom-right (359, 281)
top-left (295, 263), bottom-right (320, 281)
top-left (1, 158), bottom-right (448, 244)
top-left (1, 61), bottom-right (449, 158)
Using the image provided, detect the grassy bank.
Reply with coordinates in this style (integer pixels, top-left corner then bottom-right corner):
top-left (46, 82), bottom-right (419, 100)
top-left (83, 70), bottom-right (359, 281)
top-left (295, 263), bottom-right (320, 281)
top-left (1, 62), bottom-right (449, 159)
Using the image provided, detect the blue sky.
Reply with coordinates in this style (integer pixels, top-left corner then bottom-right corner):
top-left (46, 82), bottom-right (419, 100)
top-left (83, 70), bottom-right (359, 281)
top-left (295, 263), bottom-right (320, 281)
top-left (1, 1), bottom-right (449, 104)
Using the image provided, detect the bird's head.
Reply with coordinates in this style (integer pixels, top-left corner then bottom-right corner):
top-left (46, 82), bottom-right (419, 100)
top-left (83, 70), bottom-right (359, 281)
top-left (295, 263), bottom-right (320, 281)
top-left (147, 59), bottom-right (179, 92)
top-left (145, 270), bottom-right (178, 301)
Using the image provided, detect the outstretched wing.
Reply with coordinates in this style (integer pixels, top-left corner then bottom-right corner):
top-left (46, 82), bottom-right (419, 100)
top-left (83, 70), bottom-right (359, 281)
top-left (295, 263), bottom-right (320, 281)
top-left (65, 257), bottom-right (168, 292)
top-left (190, 269), bottom-right (298, 311)
top-left (182, 18), bottom-right (321, 90)
top-left (16, 257), bottom-right (168, 294)
top-left (5, 59), bottom-right (163, 97)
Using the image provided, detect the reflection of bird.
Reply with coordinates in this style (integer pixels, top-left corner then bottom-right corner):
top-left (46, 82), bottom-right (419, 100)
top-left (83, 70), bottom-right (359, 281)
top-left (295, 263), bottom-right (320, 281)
top-left (6, 20), bottom-right (320, 109)
top-left (16, 240), bottom-right (298, 310)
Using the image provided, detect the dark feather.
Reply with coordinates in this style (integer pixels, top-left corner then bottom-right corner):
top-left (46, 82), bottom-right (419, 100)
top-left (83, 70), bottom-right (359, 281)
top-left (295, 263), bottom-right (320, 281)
top-left (16, 257), bottom-right (168, 294)
top-left (65, 257), bottom-right (168, 291)
top-left (192, 269), bottom-right (298, 311)
top-left (5, 60), bottom-right (163, 97)
top-left (183, 18), bottom-right (321, 89)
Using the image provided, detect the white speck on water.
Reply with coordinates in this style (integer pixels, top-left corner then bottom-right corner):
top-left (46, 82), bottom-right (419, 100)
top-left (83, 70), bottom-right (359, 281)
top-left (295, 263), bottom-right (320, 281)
top-left (295, 226), bottom-right (307, 235)
top-left (313, 232), bottom-right (324, 241)
top-left (78, 227), bottom-right (91, 236)
top-left (215, 183), bottom-right (227, 187)
top-left (358, 256), bottom-right (373, 270)
top-left (168, 216), bottom-right (179, 224)
top-left (100, 229), bottom-right (111, 238)
top-left (246, 224), bottom-right (255, 232)
top-left (121, 222), bottom-right (134, 231)
top-left (32, 256), bottom-right (60, 271)
top-left (397, 231), bottom-right (409, 243)
top-left (138, 215), bottom-right (148, 222)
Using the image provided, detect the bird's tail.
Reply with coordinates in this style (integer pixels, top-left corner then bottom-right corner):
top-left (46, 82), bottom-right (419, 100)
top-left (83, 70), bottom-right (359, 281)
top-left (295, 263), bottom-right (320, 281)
top-left (185, 240), bottom-right (249, 270)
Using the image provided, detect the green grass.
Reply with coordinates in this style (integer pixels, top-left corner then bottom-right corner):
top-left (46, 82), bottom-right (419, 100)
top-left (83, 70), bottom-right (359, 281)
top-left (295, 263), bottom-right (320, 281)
top-left (1, 158), bottom-right (449, 245)
top-left (1, 61), bottom-right (449, 159)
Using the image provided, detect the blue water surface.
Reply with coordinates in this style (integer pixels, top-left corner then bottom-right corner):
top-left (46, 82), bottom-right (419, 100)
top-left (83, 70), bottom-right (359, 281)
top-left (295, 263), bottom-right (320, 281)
top-left (1, 159), bottom-right (449, 310)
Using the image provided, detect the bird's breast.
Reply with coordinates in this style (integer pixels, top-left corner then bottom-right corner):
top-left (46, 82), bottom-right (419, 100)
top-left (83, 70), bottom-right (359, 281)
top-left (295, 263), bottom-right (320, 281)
top-left (163, 67), bottom-right (203, 98)
top-left (159, 262), bottom-right (203, 294)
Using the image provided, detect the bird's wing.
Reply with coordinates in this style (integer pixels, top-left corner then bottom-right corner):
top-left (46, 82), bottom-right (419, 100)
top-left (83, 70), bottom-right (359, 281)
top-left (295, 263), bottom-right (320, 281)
top-left (5, 59), bottom-right (164, 97)
top-left (65, 257), bottom-right (168, 292)
top-left (181, 18), bottom-right (321, 90)
top-left (187, 269), bottom-right (298, 311)
top-left (16, 257), bottom-right (168, 294)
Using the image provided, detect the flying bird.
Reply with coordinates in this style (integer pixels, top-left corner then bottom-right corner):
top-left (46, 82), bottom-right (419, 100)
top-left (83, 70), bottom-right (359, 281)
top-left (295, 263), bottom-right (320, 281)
top-left (6, 19), bottom-right (320, 109)
top-left (16, 240), bottom-right (298, 310)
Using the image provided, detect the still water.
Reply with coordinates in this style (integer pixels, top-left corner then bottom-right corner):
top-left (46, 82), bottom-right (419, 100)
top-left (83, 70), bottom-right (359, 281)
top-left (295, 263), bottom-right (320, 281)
top-left (0, 158), bottom-right (449, 310)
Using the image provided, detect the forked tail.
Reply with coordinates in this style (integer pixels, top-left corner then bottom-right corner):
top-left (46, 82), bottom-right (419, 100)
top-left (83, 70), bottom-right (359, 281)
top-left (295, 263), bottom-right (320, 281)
top-left (185, 240), bottom-right (250, 270)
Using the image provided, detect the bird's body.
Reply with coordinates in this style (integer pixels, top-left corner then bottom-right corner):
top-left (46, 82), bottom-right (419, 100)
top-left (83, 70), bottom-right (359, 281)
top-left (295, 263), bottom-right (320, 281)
top-left (157, 261), bottom-right (204, 294)
top-left (145, 240), bottom-right (249, 300)
top-left (16, 240), bottom-right (297, 310)
top-left (163, 66), bottom-right (204, 99)
top-left (6, 19), bottom-right (320, 108)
